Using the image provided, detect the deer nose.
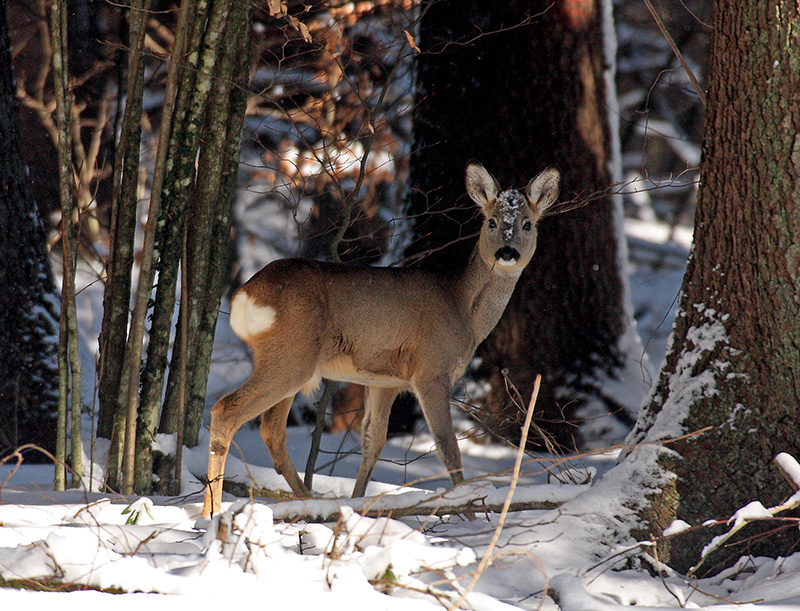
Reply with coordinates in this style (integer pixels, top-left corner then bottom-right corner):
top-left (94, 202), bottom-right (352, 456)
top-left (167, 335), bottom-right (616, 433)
top-left (495, 246), bottom-right (520, 265)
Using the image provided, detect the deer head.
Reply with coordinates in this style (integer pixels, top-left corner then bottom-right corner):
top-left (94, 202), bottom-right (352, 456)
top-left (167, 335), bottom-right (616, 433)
top-left (466, 162), bottom-right (560, 274)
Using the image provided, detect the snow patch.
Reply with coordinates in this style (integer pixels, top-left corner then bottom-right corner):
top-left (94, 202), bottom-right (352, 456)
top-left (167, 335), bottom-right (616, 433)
top-left (153, 433), bottom-right (177, 456)
top-left (663, 519), bottom-right (691, 537)
top-left (631, 304), bottom-right (732, 444)
top-left (494, 189), bottom-right (527, 241)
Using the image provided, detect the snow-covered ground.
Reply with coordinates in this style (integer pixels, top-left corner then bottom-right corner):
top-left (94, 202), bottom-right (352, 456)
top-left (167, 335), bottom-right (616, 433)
top-left (4, 219), bottom-right (800, 609)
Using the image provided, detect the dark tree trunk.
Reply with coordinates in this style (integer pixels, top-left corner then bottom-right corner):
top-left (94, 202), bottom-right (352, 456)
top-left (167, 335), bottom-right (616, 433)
top-left (627, 0), bottom-right (800, 576)
top-left (97, 0), bottom-right (147, 442)
top-left (407, 0), bottom-right (637, 447)
top-left (0, 0), bottom-right (60, 459)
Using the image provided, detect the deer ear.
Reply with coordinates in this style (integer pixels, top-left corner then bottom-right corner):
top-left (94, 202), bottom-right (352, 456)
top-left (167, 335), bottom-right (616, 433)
top-left (526, 167), bottom-right (560, 215)
top-left (465, 162), bottom-right (500, 209)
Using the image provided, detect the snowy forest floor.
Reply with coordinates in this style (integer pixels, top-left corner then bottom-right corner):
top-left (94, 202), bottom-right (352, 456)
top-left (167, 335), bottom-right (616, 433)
top-left (4, 219), bottom-right (800, 609)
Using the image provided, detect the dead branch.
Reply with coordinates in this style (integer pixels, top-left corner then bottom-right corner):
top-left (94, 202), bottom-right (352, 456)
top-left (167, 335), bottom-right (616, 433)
top-left (451, 374), bottom-right (542, 610)
top-left (221, 477), bottom-right (559, 524)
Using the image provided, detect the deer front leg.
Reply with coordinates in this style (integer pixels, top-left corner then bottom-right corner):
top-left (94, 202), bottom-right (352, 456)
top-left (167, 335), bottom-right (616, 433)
top-left (352, 386), bottom-right (401, 497)
top-left (415, 377), bottom-right (464, 488)
top-left (259, 395), bottom-right (310, 497)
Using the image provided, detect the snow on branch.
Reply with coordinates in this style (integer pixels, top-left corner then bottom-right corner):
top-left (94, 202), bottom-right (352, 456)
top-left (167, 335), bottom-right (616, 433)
top-left (689, 453), bottom-right (800, 576)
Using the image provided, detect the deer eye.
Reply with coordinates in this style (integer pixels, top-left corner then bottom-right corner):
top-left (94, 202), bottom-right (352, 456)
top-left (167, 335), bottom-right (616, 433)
top-left (522, 221), bottom-right (533, 231)
top-left (488, 218), bottom-right (497, 229)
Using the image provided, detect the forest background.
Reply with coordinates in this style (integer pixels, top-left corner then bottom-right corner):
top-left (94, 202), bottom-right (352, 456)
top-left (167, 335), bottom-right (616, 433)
top-left (7, 0), bottom-right (798, 589)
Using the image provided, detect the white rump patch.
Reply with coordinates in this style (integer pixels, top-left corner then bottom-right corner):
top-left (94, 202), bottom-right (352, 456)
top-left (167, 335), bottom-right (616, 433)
top-left (229, 291), bottom-right (276, 339)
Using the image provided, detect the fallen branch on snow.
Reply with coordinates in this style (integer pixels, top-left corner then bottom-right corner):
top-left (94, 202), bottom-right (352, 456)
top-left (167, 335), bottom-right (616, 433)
top-left (222, 480), bottom-right (561, 523)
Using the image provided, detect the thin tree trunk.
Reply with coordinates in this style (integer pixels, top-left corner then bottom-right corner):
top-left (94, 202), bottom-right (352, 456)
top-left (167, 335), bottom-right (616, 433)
top-left (51, 0), bottom-right (82, 488)
top-left (97, 0), bottom-right (150, 443)
top-left (112, 0), bottom-right (196, 494)
top-left (133, 0), bottom-right (236, 494)
top-left (173, 233), bottom-right (189, 494)
top-left (161, 0), bottom-right (251, 456)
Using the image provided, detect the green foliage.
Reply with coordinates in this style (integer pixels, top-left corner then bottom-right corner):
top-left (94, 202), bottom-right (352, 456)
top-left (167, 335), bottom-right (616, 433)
top-left (122, 498), bottom-right (155, 525)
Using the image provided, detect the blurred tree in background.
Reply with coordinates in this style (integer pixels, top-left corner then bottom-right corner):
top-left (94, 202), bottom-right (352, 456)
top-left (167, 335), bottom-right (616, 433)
top-left (0, 0), bottom-right (60, 460)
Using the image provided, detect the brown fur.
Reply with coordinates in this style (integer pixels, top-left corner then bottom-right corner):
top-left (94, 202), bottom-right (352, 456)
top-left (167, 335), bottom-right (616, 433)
top-left (202, 163), bottom-right (560, 516)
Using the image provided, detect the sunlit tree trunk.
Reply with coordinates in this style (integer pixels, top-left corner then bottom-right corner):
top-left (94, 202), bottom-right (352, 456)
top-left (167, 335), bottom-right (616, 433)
top-left (95, 0), bottom-right (251, 494)
top-left (627, 0), bottom-right (800, 575)
top-left (155, 0), bottom-right (251, 494)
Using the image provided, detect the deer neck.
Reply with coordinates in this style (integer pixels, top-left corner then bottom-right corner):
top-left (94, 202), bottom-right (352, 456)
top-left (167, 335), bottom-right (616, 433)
top-left (457, 247), bottom-right (521, 345)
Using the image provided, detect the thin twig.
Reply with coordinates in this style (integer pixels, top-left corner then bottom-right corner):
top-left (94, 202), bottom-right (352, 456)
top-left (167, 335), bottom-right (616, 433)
top-left (304, 381), bottom-right (337, 490)
top-left (643, 0), bottom-right (706, 107)
top-left (450, 375), bottom-right (542, 610)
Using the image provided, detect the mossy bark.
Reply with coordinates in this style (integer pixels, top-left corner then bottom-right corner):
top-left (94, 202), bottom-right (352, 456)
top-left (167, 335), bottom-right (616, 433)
top-left (133, 0), bottom-right (245, 494)
top-left (630, 0), bottom-right (800, 576)
top-left (155, 0), bottom-right (251, 494)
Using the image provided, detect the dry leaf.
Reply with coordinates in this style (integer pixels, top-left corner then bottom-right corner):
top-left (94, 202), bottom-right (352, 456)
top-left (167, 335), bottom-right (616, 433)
top-left (298, 22), bottom-right (312, 43)
top-left (402, 29), bottom-right (420, 53)
top-left (288, 15), bottom-right (313, 43)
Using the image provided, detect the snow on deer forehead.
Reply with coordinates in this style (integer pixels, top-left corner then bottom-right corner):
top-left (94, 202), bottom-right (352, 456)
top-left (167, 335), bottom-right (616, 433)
top-left (494, 189), bottom-right (527, 239)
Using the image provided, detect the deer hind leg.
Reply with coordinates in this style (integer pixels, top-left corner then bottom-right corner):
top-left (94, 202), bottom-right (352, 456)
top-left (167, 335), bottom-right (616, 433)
top-left (203, 386), bottom-right (261, 517)
top-left (352, 386), bottom-right (401, 498)
top-left (414, 376), bottom-right (464, 488)
top-left (202, 368), bottom-right (313, 517)
top-left (258, 394), bottom-right (310, 497)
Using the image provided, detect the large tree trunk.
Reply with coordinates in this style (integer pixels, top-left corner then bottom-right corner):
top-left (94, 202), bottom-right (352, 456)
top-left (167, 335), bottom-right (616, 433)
top-left (0, 0), bottom-right (60, 459)
top-left (407, 0), bottom-right (642, 447)
top-left (627, 0), bottom-right (800, 576)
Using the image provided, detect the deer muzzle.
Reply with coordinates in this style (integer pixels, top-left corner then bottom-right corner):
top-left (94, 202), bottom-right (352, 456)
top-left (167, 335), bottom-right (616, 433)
top-left (495, 246), bottom-right (520, 267)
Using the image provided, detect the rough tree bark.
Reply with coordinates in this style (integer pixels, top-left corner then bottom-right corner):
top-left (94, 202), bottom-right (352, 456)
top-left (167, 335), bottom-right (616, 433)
top-left (154, 0), bottom-right (251, 494)
top-left (407, 0), bottom-right (642, 447)
top-left (626, 0), bottom-right (800, 575)
top-left (0, 0), bottom-right (60, 460)
top-left (129, 0), bottom-right (249, 494)
top-left (96, 0), bottom-right (252, 494)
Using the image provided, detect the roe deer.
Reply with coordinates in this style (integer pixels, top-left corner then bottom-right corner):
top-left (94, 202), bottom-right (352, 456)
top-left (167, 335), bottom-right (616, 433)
top-left (328, 385), bottom-right (418, 435)
top-left (202, 162), bottom-right (560, 517)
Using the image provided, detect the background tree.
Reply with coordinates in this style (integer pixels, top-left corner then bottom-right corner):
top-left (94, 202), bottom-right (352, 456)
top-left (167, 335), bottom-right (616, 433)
top-left (0, 0), bottom-right (60, 460)
top-left (406, 0), bottom-right (645, 447)
top-left (624, 0), bottom-right (800, 575)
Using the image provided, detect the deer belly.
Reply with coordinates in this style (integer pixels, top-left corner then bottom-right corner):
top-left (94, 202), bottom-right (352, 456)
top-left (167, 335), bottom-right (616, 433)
top-left (317, 355), bottom-right (409, 389)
